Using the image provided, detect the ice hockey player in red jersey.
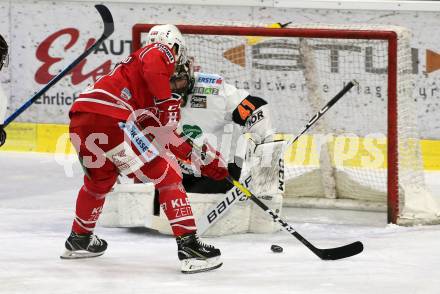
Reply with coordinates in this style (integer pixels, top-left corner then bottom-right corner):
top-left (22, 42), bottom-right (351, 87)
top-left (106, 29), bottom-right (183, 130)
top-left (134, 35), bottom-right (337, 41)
top-left (61, 24), bottom-right (228, 273)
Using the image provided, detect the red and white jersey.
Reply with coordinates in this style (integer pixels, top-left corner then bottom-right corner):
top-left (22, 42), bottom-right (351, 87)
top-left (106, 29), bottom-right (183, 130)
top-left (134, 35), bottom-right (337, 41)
top-left (70, 43), bottom-right (176, 121)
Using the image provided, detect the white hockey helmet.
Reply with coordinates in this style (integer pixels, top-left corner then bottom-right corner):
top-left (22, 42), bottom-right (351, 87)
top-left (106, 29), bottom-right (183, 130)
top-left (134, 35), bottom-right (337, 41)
top-left (146, 24), bottom-right (187, 65)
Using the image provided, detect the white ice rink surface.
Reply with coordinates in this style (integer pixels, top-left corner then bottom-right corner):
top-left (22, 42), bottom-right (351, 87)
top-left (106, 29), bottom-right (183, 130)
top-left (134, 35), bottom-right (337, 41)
top-left (1, 152), bottom-right (440, 294)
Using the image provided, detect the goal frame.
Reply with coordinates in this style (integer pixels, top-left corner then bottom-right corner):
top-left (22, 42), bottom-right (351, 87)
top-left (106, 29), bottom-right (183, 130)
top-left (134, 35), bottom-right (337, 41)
top-left (131, 24), bottom-right (399, 223)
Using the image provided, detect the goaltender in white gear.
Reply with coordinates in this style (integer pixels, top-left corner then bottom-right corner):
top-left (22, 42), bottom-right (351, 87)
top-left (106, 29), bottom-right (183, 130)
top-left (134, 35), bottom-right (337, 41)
top-left (99, 68), bottom-right (285, 236)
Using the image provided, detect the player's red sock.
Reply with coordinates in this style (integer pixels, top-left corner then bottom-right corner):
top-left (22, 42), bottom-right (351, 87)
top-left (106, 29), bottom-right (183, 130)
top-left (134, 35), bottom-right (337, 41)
top-left (71, 185), bottom-right (106, 234)
top-left (158, 183), bottom-right (196, 236)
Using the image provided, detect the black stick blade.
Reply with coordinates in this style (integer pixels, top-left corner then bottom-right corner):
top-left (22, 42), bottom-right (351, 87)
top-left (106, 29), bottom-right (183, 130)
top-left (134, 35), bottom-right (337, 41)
top-left (315, 241), bottom-right (364, 260)
top-left (95, 4), bottom-right (114, 38)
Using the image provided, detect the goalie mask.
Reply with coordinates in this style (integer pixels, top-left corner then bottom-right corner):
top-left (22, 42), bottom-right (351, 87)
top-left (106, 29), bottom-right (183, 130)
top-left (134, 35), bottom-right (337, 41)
top-left (170, 59), bottom-right (195, 107)
top-left (146, 24), bottom-right (187, 65)
top-left (0, 34), bottom-right (8, 71)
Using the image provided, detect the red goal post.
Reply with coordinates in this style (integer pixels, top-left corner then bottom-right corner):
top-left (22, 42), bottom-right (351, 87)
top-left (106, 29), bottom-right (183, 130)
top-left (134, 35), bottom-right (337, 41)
top-left (131, 23), bottom-right (437, 225)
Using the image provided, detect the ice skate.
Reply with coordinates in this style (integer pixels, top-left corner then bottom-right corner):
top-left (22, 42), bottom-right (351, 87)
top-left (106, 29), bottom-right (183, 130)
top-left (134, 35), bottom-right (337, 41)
top-left (176, 233), bottom-right (222, 274)
top-left (60, 232), bottom-right (108, 259)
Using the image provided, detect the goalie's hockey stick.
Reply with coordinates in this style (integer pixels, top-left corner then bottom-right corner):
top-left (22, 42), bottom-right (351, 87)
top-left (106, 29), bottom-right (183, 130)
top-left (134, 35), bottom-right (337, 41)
top-left (230, 179), bottom-right (363, 260)
top-left (196, 80), bottom-right (358, 236)
top-left (0, 5), bottom-right (114, 146)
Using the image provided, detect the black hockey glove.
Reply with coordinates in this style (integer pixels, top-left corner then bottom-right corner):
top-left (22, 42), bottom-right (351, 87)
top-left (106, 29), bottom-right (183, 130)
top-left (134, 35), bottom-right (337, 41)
top-left (0, 124), bottom-right (6, 147)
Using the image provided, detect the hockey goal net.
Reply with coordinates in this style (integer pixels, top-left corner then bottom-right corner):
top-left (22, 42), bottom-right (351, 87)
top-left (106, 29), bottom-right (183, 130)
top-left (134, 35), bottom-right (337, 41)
top-left (132, 23), bottom-right (440, 225)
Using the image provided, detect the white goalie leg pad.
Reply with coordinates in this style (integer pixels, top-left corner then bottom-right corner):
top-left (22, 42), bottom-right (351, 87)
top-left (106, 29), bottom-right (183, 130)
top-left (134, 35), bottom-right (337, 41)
top-left (180, 256), bottom-right (223, 274)
top-left (191, 192), bottom-right (251, 237)
top-left (99, 182), bottom-right (155, 227)
top-left (183, 140), bottom-right (286, 236)
top-left (192, 174), bottom-right (252, 236)
top-left (155, 188), bottom-right (253, 236)
top-left (191, 139), bottom-right (285, 236)
top-left (249, 194), bottom-right (283, 233)
top-left (244, 139), bottom-right (286, 195)
top-left (245, 139), bottom-right (285, 233)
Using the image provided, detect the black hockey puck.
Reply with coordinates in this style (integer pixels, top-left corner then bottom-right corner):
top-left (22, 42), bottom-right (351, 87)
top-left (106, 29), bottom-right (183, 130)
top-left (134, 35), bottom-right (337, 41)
top-left (271, 244), bottom-right (283, 253)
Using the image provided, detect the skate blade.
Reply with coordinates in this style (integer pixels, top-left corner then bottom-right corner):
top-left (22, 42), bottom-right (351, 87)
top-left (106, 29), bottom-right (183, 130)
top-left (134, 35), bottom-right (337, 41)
top-left (181, 256), bottom-right (223, 274)
top-left (60, 249), bottom-right (105, 260)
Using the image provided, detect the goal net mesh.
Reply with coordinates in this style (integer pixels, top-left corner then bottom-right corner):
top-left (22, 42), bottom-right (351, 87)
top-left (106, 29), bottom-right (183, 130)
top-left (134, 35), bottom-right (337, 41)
top-left (134, 23), bottom-right (440, 224)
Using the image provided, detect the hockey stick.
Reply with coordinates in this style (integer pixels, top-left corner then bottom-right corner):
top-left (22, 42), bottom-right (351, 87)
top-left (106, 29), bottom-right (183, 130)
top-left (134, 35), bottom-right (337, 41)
top-left (230, 179), bottom-right (363, 260)
top-left (0, 4), bottom-right (114, 147)
top-left (226, 80), bottom-right (363, 260)
top-left (196, 173), bottom-right (252, 235)
top-left (196, 80), bottom-right (358, 236)
top-left (284, 80), bottom-right (358, 147)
